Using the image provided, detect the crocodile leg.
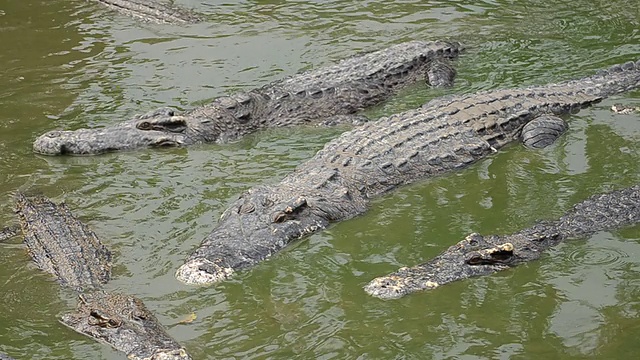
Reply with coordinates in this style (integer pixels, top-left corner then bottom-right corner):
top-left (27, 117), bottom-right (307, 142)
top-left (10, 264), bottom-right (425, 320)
top-left (520, 115), bottom-right (568, 149)
top-left (313, 56), bottom-right (458, 128)
top-left (521, 100), bottom-right (640, 149)
top-left (365, 185), bottom-right (640, 299)
top-left (426, 56), bottom-right (457, 88)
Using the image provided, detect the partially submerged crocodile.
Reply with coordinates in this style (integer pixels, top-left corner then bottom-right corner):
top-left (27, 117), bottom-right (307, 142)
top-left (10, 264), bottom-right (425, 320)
top-left (12, 194), bottom-right (191, 359)
top-left (175, 58), bottom-right (640, 285)
top-left (365, 185), bottom-right (640, 299)
top-left (33, 41), bottom-right (462, 155)
top-left (61, 291), bottom-right (190, 360)
top-left (15, 194), bottom-right (112, 290)
top-left (92, 0), bottom-right (202, 24)
top-left (611, 103), bottom-right (640, 114)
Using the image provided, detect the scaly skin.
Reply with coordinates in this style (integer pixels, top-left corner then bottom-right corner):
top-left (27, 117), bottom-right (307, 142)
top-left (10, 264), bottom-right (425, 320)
top-left (93, 0), bottom-right (202, 24)
top-left (611, 103), bottom-right (640, 114)
top-left (175, 59), bottom-right (640, 285)
top-left (15, 193), bottom-right (112, 290)
top-left (33, 41), bottom-right (462, 155)
top-left (61, 291), bottom-right (191, 360)
top-left (13, 194), bottom-right (191, 359)
top-left (365, 185), bottom-right (640, 299)
top-left (520, 115), bottom-right (569, 149)
top-left (0, 224), bottom-right (19, 243)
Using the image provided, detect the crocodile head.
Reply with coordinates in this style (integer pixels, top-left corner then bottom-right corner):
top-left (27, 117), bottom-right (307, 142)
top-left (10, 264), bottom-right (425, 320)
top-left (61, 291), bottom-right (192, 360)
top-left (33, 108), bottom-right (200, 155)
top-left (175, 184), bottom-right (355, 285)
top-left (364, 233), bottom-right (519, 299)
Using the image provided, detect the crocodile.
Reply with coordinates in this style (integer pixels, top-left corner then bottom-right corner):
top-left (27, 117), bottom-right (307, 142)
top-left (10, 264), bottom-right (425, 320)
top-left (33, 41), bottom-right (462, 155)
top-left (0, 224), bottom-right (19, 243)
top-left (61, 291), bottom-right (191, 360)
top-left (364, 185), bottom-right (640, 299)
top-left (15, 193), bottom-right (112, 290)
top-left (611, 103), bottom-right (640, 114)
top-left (175, 58), bottom-right (640, 285)
top-left (92, 0), bottom-right (202, 24)
top-left (13, 194), bottom-right (191, 360)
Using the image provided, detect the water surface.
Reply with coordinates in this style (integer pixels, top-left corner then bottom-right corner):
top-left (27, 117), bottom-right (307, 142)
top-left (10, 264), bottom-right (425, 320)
top-left (1, 0), bottom-right (639, 358)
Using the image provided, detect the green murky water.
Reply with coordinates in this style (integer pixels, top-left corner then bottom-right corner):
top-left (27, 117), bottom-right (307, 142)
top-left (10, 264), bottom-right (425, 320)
top-left (1, 0), bottom-right (640, 358)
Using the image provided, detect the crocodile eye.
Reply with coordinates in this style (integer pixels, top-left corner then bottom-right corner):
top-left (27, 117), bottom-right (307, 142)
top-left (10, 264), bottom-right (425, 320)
top-left (137, 121), bottom-right (152, 130)
top-left (90, 310), bottom-right (109, 321)
top-left (273, 212), bottom-right (286, 223)
top-left (466, 254), bottom-right (483, 265)
top-left (238, 203), bottom-right (255, 214)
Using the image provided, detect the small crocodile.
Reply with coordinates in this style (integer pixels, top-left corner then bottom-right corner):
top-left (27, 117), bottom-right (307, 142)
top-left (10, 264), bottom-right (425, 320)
top-left (175, 58), bottom-right (640, 285)
top-left (13, 194), bottom-right (191, 360)
top-left (33, 41), bottom-right (462, 155)
top-left (365, 185), bottom-right (640, 299)
top-left (92, 0), bottom-right (202, 24)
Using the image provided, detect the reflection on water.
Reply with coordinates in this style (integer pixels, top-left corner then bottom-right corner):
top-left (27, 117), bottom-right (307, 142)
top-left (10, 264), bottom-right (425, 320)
top-left (0, 0), bottom-right (639, 359)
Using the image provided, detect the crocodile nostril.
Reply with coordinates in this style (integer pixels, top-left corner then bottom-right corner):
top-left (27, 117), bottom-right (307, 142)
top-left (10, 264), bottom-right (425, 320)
top-left (46, 131), bottom-right (62, 138)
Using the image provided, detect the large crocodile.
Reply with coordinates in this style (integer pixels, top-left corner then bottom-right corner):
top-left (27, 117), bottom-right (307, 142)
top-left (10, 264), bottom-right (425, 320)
top-left (92, 0), bottom-right (202, 24)
top-left (364, 185), bottom-right (640, 299)
top-left (33, 41), bottom-right (462, 155)
top-left (175, 58), bottom-right (640, 285)
top-left (13, 194), bottom-right (191, 360)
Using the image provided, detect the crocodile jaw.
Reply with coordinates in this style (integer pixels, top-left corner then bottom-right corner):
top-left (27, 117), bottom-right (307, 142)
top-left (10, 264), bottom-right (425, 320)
top-left (33, 127), bottom-right (185, 155)
top-left (175, 258), bottom-right (235, 285)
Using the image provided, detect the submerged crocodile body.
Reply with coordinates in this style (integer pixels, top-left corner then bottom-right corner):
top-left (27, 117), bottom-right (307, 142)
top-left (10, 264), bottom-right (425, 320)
top-left (175, 59), bottom-right (640, 285)
top-left (15, 194), bottom-right (112, 290)
top-left (365, 185), bottom-right (640, 299)
top-left (14, 194), bottom-right (190, 359)
top-left (33, 41), bottom-right (462, 155)
top-left (92, 0), bottom-right (202, 24)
